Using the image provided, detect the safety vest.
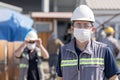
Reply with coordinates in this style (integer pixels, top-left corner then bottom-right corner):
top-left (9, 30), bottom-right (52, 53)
top-left (18, 47), bottom-right (44, 80)
top-left (60, 39), bottom-right (107, 80)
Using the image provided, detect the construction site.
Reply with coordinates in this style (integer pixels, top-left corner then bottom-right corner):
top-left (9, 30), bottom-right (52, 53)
top-left (0, 0), bottom-right (120, 80)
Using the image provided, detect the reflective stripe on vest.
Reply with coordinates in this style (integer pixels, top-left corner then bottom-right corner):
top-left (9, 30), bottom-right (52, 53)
top-left (22, 53), bottom-right (26, 57)
top-left (19, 64), bottom-right (28, 68)
top-left (61, 58), bottom-right (104, 67)
top-left (37, 52), bottom-right (41, 57)
top-left (61, 59), bottom-right (77, 67)
top-left (22, 53), bottom-right (29, 59)
top-left (80, 58), bottom-right (104, 65)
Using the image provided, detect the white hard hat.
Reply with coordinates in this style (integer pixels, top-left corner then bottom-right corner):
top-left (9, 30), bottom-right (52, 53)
top-left (71, 5), bottom-right (95, 22)
top-left (25, 30), bottom-right (38, 40)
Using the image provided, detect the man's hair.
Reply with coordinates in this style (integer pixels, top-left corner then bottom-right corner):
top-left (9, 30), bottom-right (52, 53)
top-left (106, 33), bottom-right (113, 37)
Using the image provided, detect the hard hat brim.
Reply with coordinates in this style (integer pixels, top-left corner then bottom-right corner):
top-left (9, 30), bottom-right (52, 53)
top-left (71, 18), bottom-right (95, 22)
top-left (29, 37), bottom-right (37, 41)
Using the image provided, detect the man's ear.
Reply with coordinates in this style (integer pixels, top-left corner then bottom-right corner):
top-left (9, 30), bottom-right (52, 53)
top-left (91, 27), bottom-right (95, 33)
top-left (71, 26), bottom-right (74, 33)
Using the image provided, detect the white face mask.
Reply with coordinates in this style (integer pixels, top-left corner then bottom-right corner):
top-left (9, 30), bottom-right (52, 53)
top-left (73, 28), bottom-right (91, 42)
top-left (27, 43), bottom-right (36, 50)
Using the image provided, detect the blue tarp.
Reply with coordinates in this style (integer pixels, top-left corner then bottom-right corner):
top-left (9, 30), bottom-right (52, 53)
top-left (0, 9), bottom-right (33, 41)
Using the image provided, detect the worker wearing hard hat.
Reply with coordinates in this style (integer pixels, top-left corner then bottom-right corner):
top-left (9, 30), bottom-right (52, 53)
top-left (105, 26), bottom-right (115, 34)
top-left (102, 26), bottom-right (120, 58)
top-left (56, 5), bottom-right (120, 80)
top-left (14, 30), bottom-right (49, 80)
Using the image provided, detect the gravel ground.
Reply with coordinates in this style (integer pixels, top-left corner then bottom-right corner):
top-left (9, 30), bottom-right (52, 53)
top-left (41, 61), bottom-right (50, 80)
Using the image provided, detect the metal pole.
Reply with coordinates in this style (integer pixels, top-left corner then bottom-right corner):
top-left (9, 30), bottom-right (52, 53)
top-left (53, 0), bottom-right (58, 12)
top-left (42, 0), bottom-right (50, 12)
top-left (54, 19), bottom-right (58, 38)
top-left (97, 13), bottom-right (120, 29)
top-left (4, 44), bottom-right (8, 80)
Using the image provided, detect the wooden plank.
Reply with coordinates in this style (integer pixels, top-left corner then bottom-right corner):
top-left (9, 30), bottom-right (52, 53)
top-left (0, 40), bottom-right (7, 60)
top-left (13, 41), bottom-right (23, 80)
top-left (7, 42), bottom-right (14, 80)
top-left (0, 40), bottom-right (7, 80)
top-left (38, 32), bottom-right (51, 48)
top-left (7, 41), bottom-right (23, 80)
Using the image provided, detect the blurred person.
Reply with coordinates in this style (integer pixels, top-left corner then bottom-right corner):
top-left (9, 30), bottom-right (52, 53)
top-left (56, 5), bottom-right (120, 80)
top-left (64, 33), bottom-right (72, 44)
top-left (97, 25), bottom-right (106, 42)
top-left (14, 30), bottom-right (49, 80)
top-left (46, 32), bottom-right (64, 80)
top-left (64, 25), bottom-right (73, 44)
top-left (102, 26), bottom-right (120, 58)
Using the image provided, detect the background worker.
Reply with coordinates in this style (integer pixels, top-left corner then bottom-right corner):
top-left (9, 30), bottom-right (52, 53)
top-left (14, 30), bottom-right (49, 80)
top-left (102, 26), bottom-right (120, 58)
top-left (46, 32), bottom-right (64, 80)
top-left (56, 5), bottom-right (120, 80)
top-left (63, 24), bottom-right (73, 44)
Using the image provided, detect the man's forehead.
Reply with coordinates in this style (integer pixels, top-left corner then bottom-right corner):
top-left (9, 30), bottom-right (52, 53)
top-left (74, 20), bottom-right (91, 23)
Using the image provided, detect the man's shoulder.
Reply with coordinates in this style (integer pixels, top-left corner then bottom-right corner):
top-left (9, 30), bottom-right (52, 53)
top-left (62, 41), bottom-right (72, 48)
top-left (35, 47), bottom-right (41, 52)
top-left (60, 39), bottom-right (76, 53)
top-left (23, 47), bottom-right (29, 53)
top-left (93, 40), bottom-right (107, 47)
top-left (108, 37), bottom-right (118, 43)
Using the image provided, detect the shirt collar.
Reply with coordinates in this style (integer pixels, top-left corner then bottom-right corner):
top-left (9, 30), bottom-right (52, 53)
top-left (82, 40), bottom-right (93, 55)
top-left (66, 38), bottom-right (94, 55)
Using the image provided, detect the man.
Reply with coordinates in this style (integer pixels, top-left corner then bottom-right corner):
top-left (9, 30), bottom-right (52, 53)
top-left (14, 30), bottom-right (49, 80)
top-left (46, 32), bottom-right (64, 79)
top-left (102, 26), bottom-right (120, 58)
top-left (56, 5), bottom-right (120, 80)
